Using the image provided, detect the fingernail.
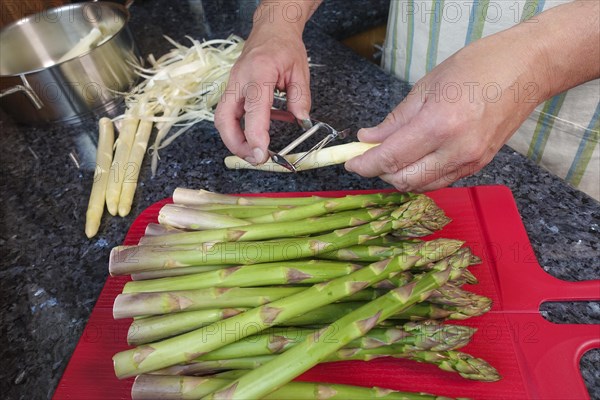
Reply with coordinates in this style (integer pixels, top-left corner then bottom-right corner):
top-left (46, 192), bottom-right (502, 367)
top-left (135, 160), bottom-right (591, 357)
top-left (357, 128), bottom-right (370, 138)
top-left (253, 147), bottom-right (265, 164)
top-left (344, 161), bottom-right (354, 172)
top-left (299, 118), bottom-right (313, 130)
top-left (244, 156), bottom-right (257, 165)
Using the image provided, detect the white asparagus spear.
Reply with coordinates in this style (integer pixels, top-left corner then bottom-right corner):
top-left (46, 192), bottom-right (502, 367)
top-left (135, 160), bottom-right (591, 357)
top-left (158, 204), bottom-right (251, 230)
top-left (106, 115), bottom-right (139, 216)
top-left (144, 223), bottom-right (186, 237)
top-left (224, 142), bottom-right (378, 172)
top-left (85, 117), bottom-right (114, 238)
top-left (172, 188), bottom-right (324, 206)
top-left (58, 27), bottom-right (103, 63)
top-left (117, 118), bottom-right (153, 217)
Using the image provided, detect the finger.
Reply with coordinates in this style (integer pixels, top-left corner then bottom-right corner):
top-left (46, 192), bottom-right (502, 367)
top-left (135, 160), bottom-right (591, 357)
top-left (345, 116), bottom-right (436, 178)
top-left (414, 176), bottom-right (458, 193)
top-left (358, 96), bottom-right (425, 143)
top-left (242, 76), bottom-right (278, 164)
top-left (214, 83), bottom-right (249, 157)
top-left (285, 65), bottom-right (311, 121)
top-left (414, 162), bottom-right (481, 192)
top-left (379, 153), bottom-right (476, 192)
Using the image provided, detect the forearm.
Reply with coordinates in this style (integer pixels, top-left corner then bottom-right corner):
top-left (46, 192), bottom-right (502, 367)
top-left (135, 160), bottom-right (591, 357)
top-left (515, 0), bottom-right (599, 100)
top-left (252, 0), bottom-right (323, 36)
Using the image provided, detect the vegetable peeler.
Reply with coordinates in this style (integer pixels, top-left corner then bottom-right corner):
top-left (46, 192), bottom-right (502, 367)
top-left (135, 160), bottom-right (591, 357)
top-left (268, 109), bottom-right (351, 172)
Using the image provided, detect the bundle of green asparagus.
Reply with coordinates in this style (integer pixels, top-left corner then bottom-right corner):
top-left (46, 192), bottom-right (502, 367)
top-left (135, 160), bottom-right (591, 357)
top-left (110, 188), bottom-right (499, 400)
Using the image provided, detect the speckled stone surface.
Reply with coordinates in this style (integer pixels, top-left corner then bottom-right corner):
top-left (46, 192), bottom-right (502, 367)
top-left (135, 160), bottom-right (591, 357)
top-left (0, 1), bottom-right (598, 399)
top-left (311, 0), bottom-right (391, 39)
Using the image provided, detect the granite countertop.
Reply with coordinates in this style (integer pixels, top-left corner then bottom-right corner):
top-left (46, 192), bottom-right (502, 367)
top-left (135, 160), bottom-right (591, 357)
top-left (1, 1), bottom-right (598, 399)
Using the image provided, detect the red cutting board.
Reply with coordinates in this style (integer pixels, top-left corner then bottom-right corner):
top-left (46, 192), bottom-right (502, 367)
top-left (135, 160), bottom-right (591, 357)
top-left (53, 186), bottom-right (600, 400)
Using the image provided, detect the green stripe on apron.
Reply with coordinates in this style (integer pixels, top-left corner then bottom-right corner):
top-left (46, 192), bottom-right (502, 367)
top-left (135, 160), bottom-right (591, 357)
top-left (425, 0), bottom-right (445, 73)
top-left (527, 93), bottom-right (568, 163)
top-left (404, 0), bottom-right (415, 81)
top-left (565, 102), bottom-right (600, 186)
top-left (521, 0), bottom-right (545, 22)
top-left (465, 0), bottom-right (490, 45)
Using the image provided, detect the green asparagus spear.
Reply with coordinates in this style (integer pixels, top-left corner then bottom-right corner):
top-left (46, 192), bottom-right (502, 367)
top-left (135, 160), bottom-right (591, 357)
top-left (144, 223), bottom-right (186, 236)
top-left (122, 260), bottom-right (362, 293)
top-left (347, 321), bottom-right (475, 351)
top-left (111, 219), bottom-right (389, 276)
top-left (113, 239), bottom-right (459, 378)
top-left (161, 347), bottom-right (499, 383)
top-left (188, 322), bottom-right (474, 361)
top-left (131, 265), bottom-right (233, 281)
top-left (127, 308), bottom-right (247, 346)
top-left (110, 196), bottom-right (446, 276)
top-left (402, 350), bottom-right (501, 381)
top-left (113, 287), bottom-right (304, 319)
top-left (140, 207), bottom-right (393, 246)
top-left (114, 285), bottom-right (390, 320)
top-left (285, 298), bottom-right (491, 325)
top-left (175, 204), bottom-right (287, 219)
top-left (428, 284), bottom-right (490, 307)
top-left (124, 294), bottom-right (485, 343)
top-left (203, 263), bottom-right (454, 399)
top-left (158, 205), bottom-right (252, 230)
top-left (318, 241), bottom-right (472, 266)
top-left (246, 192), bottom-right (413, 224)
top-left (362, 236), bottom-right (422, 246)
top-left (318, 244), bottom-right (420, 262)
top-left (132, 375), bottom-right (459, 400)
top-left (172, 188), bottom-right (324, 206)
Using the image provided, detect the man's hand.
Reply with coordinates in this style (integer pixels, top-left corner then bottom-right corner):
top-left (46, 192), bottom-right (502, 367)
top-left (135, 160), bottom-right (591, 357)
top-left (345, 0), bottom-right (599, 192)
top-left (215, 1), bottom-right (321, 165)
top-left (345, 34), bottom-right (542, 192)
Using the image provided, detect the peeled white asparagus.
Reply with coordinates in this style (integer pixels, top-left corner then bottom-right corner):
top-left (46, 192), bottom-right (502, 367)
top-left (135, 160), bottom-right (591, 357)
top-left (85, 118), bottom-right (114, 238)
top-left (118, 118), bottom-right (153, 217)
top-left (224, 142), bottom-right (379, 172)
top-left (106, 116), bottom-right (139, 215)
top-left (82, 36), bottom-right (245, 237)
top-left (118, 35), bottom-right (244, 175)
top-left (58, 27), bottom-right (103, 63)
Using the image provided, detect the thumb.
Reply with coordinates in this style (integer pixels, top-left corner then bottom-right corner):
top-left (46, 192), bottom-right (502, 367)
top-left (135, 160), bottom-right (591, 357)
top-left (344, 141), bottom-right (392, 178)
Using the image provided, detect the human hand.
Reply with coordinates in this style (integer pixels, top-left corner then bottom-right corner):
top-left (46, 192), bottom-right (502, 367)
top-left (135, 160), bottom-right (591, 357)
top-left (214, 16), bottom-right (312, 165)
top-left (345, 30), bottom-right (548, 192)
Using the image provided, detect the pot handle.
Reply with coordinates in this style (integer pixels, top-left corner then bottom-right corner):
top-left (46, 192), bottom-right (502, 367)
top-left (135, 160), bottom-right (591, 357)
top-left (0, 84), bottom-right (44, 110)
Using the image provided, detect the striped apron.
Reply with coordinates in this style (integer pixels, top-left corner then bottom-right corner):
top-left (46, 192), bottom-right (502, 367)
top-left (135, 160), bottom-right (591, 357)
top-left (382, 0), bottom-right (600, 200)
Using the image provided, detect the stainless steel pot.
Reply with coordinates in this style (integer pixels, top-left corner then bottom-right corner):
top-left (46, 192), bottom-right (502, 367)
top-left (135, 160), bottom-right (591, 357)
top-left (0, 2), bottom-right (140, 125)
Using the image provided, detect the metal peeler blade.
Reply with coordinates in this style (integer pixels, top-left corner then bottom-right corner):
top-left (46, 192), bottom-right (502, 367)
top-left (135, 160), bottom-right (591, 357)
top-left (268, 110), bottom-right (350, 172)
top-left (269, 150), bottom-right (296, 172)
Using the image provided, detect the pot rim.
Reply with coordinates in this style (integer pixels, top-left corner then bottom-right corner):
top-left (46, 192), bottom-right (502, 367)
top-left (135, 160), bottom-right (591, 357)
top-left (0, 1), bottom-right (132, 78)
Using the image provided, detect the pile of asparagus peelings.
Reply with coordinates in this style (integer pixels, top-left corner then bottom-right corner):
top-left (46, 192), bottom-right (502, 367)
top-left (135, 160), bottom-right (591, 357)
top-left (108, 188), bottom-right (500, 400)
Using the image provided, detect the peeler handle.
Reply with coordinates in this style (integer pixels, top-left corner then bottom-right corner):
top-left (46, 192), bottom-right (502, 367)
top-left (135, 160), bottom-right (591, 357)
top-left (270, 109), bottom-right (313, 130)
top-left (269, 109), bottom-right (299, 124)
